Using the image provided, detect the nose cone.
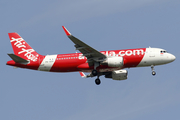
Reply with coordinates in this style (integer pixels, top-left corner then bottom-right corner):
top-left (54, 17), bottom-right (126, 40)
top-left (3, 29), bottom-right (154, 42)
top-left (171, 54), bottom-right (176, 62)
top-left (163, 53), bottom-right (176, 64)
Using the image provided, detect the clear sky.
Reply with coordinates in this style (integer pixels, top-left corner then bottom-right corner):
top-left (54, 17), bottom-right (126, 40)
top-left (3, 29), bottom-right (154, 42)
top-left (1, 0), bottom-right (180, 120)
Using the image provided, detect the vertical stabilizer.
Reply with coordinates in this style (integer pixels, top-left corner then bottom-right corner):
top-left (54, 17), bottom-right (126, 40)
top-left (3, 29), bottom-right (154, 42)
top-left (8, 33), bottom-right (39, 62)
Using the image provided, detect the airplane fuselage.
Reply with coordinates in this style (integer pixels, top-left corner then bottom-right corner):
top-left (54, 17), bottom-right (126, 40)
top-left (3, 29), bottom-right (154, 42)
top-left (7, 47), bottom-right (175, 72)
top-left (6, 29), bottom-right (176, 85)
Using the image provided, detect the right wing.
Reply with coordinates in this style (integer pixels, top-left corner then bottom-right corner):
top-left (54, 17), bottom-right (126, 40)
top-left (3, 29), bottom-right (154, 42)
top-left (62, 26), bottom-right (107, 63)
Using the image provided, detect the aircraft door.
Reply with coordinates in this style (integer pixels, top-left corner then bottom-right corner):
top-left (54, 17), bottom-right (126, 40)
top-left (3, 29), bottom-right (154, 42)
top-left (149, 48), bottom-right (155, 57)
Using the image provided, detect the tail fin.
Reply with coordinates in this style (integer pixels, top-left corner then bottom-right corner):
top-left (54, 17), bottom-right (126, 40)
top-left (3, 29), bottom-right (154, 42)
top-left (8, 33), bottom-right (39, 62)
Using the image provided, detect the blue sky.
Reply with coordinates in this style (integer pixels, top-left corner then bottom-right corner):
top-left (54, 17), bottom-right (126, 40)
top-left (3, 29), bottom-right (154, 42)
top-left (1, 0), bottom-right (180, 120)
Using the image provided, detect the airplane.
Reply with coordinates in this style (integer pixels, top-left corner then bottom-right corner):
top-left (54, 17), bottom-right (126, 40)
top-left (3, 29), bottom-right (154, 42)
top-left (6, 26), bottom-right (176, 85)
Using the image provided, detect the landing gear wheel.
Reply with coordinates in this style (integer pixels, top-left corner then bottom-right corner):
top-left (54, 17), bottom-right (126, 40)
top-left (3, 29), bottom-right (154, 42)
top-left (151, 65), bottom-right (156, 76)
top-left (95, 78), bottom-right (101, 85)
top-left (92, 70), bottom-right (98, 76)
top-left (152, 71), bottom-right (156, 76)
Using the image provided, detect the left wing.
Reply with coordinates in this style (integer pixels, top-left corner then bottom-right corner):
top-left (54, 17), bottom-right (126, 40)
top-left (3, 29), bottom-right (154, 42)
top-left (79, 72), bottom-right (87, 78)
top-left (62, 26), bottom-right (107, 63)
top-left (79, 72), bottom-right (95, 78)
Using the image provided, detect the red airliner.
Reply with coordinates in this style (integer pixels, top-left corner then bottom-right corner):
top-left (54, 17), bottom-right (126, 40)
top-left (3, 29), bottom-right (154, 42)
top-left (6, 26), bottom-right (176, 85)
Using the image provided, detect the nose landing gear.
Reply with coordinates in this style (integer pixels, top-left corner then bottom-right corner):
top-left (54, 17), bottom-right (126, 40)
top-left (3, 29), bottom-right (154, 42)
top-left (152, 71), bottom-right (156, 76)
top-left (151, 65), bottom-right (156, 76)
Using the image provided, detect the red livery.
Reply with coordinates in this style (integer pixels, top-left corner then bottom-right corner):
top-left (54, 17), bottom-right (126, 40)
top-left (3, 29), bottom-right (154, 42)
top-left (6, 26), bottom-right (176, 85)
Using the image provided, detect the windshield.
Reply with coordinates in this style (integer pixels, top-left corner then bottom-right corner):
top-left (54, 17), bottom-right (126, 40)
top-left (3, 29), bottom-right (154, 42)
top-left (160, 50), bottom-right (167, 53)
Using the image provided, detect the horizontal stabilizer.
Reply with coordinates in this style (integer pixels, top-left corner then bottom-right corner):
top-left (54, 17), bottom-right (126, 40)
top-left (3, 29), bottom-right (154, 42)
top-left (8, 53), bottom-right (30, 64)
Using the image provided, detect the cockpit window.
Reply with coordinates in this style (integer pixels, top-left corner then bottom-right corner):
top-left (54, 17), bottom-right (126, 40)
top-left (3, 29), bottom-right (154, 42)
top-left (160, 50), bottom-right (167, 53)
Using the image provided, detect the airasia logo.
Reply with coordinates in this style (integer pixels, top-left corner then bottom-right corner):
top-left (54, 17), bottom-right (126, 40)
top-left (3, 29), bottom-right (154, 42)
top-left (118, 49), bottom-right (144, 56)
top-left (10, 37), bottom-right (38, 62)
top-left (78, 49), bottom-right (145, 59)
top-left (103, 49), bottom-right (145, 57)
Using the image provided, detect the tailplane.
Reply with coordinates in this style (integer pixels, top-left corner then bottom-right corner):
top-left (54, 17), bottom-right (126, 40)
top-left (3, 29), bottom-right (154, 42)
top-left (8, 33), bottom-right (39, 62)
top-left (7, 54), bottom-right (30, 64)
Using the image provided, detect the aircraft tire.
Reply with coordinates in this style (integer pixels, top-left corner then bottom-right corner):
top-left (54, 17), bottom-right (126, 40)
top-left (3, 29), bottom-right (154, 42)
top-left (152, 71), bottom-right (156, 76)
top-left (95, 78), bottom-right (101, 85)
top-left (92, 70), bottom-right (98, 76)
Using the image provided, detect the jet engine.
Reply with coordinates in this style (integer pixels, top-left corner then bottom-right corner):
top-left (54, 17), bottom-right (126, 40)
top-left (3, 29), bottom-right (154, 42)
top-left (105, 70), bottom-right (128, 80)
top-left (101, 57), bottom-right (124, 67)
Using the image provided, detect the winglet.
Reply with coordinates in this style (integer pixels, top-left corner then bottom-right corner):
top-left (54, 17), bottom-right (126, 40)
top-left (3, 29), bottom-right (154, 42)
top-left (79, 72), bottom-right (87, 78)
top-left (62, 26), bottom-right (71, 36)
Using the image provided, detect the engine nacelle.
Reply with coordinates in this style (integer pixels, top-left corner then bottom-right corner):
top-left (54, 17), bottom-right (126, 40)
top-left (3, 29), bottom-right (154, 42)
top-left (105, 70), bottom-right (128, 80)
top-left (101, 57), bottom-right (124, 67)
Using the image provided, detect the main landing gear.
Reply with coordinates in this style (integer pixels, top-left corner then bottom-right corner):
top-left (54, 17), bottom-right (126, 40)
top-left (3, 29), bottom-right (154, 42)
top-left (151, 65), bottom-right (156, 76)
top-left (91, 69), bottom-right (101, 85)
top-left (95, 77), bottom-right (101, 85)
top-left (92, 62), bottom-right (101, 85)
top-left (92, 69), bottom-right (98, 76)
